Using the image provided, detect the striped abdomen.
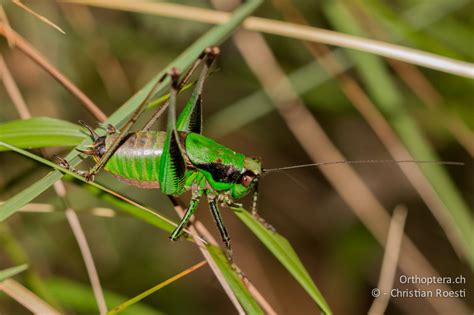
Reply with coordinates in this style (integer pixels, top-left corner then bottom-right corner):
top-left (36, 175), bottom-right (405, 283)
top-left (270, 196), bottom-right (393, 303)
top-left (104, 131), bottom-right (166, 189)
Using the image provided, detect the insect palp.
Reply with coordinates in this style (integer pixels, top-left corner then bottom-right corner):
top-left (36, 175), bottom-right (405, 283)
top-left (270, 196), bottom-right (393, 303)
top-left (75, 148), bottom-right (96, 156)
top-left (55, 155), bottom-right (70, 169)
top-left (78, 120), bottom-right (100, 141)
top-left (106, 124), bottom-right (117, 134)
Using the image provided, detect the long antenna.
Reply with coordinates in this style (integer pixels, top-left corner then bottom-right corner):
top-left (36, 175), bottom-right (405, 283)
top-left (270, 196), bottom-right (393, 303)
top-left (263, 159), bottom-right (464, 172)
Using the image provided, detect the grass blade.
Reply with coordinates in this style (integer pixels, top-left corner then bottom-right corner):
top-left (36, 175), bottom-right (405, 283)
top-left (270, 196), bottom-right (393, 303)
top-left (107, 261), bottom-right (207, 315)
top-left (0, 264), bottom-right (28, 282)
top-left (207, 245), bottom-right (264, 314)
top-left (0, 279), bottom-right (61, 314)
top-left (232, 208), bottom-right (332, 315)
top-left (0, 117), bottom-right (85, 151)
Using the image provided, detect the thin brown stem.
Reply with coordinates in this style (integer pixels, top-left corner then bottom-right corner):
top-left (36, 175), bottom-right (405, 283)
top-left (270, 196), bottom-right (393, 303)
top-left (0, 279), bottom-right (60, 314)
top-left (12, 0), bottom-right (66, 34)
top-left (368, 205), bottom-right (407, 315)
top-left (0, 24), bottom-right (106, 121)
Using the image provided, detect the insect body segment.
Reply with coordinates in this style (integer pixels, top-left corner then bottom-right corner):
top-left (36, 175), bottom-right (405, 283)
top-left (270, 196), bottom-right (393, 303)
top-left (104, 131), bottom-right (166, 189)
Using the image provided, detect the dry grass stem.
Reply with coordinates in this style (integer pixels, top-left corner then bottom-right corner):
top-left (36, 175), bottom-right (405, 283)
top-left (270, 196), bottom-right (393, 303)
top-left (0, 24), bottom-right (106, 121)
top-left (173, 205), bottom-right (246, 315)
top-left (174, 204), bottom-right (277, 314)
top-left (62, 0), bottom-right (474, 78)
top-left (56, 182), bottom-right (108, 315)
top-left (368, 205), bottom-right (408, 315)
top-left (0, 55), bottom-right (30, 119)
top-left (59, 4), bottom-right (132, 101)
top-left (0, 6), bottom-right (14, 47)
top-left (3, 201), bottom-right (116, 216)
top-left (0, 279), bottom-right (61, 314)
top-left (12, 0), bottom-right (66, 34)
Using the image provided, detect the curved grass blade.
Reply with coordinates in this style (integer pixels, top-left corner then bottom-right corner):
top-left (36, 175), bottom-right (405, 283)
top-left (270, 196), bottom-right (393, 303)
top-left (232, 208), bottom-right (332, 315)
top-left (207, 245), bottom-right (264, 314)
top-left (0, 117), bottom-right (85, 151)
top-left (0, 264), bottom-right (28, 282)
top-left (107, 261), bottom-right (207, 315)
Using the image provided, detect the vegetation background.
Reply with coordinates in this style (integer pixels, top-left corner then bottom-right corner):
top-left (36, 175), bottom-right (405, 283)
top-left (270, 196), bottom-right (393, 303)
top-left (0, 0), bottom-right (472, 314)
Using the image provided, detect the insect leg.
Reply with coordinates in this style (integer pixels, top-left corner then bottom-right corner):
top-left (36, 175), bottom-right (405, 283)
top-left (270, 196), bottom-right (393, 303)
top-left (158, 68), bottom-right (186, 195)
top-left (251, 181), bottom-right (276, 232)
top-left (55, 156), bottom-right (95, 181)
top-left (207, 194), bottom-right (232, 260)
top-left (144, 46), bottom-right (220, 132)
top-left (170, 189), bottom-right (203, 241)
top-left (177, 46), bottom-right (220, 134)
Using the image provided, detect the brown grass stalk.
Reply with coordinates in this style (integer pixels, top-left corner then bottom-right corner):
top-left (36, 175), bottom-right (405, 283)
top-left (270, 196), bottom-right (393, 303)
top-left (0, 279), bottom-right (61, 314)
top-left (0, 24), bottom-right (106, 121)
top-left (368, 205), bottom-right (407, 315)
top-left (12, 0), bottom-right (66, 34)
top-left (59, 4), bottom-right (132, 101)
top-left (173, 202), bottom-right (277, 314)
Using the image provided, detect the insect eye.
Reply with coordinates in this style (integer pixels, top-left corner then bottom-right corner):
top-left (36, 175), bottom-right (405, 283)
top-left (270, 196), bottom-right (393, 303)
top-left (240, 174), bottom-right (254, 187)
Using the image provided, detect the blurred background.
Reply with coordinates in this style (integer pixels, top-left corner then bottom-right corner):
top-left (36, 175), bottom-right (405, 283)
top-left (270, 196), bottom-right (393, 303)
top-left (0, 0), bottom-right (472, 314)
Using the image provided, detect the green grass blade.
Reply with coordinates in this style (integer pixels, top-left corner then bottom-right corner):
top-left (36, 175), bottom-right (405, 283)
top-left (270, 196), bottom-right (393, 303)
top-left (0, 117), bottom-right (85, 151)
top-left (0, 264), bottom-right (28, 282)
top-left (324, 2), bottom-right (473, 267)
top-left (46, 277), bottom-right (162, 315)
top-left (0, 0), bottom-right (262, 237)
top-left (207, 245), bottom-right (264, 314)
top-left (0, 141), bottom-right (176, 233)
top-left (80, 185), bottom-right (175, 233)
top-left (232, 208), bottom-right (332, 315)
top-left (107, 261), bottom-right (207, 315)
top-left (356, 0), bottom-right (466, 59)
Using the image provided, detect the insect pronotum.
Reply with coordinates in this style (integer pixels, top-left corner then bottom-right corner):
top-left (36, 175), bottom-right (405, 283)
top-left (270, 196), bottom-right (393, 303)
top-left (57, 46), bottom-right (463, 260)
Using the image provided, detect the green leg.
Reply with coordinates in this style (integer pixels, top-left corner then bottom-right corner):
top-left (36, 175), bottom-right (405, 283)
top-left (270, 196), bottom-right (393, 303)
top-left (170, 189), bottom-right (203, 241)
top-left (208, 194), bottom-right (232, 260)
top-left (176, 46), bottom-right (219, 134)
top-left (144, 46), bottom-right (219, 132)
